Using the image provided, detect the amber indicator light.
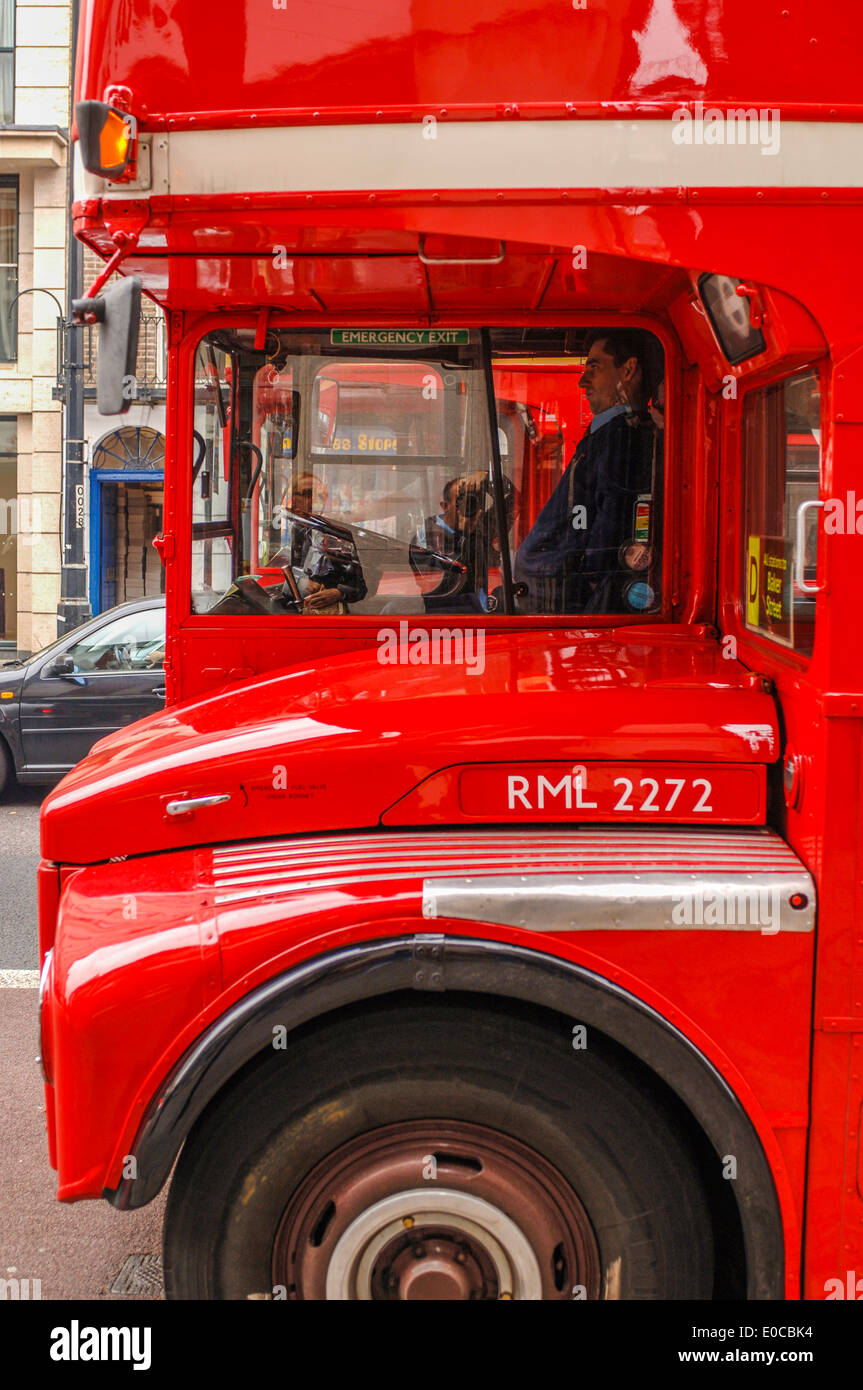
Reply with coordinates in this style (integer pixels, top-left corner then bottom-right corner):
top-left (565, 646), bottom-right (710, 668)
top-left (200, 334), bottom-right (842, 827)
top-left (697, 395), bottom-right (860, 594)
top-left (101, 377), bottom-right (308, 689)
top-left (99, 109), bottom-right (132, 170)
top-left (76, 100), bottom-right (137, 179)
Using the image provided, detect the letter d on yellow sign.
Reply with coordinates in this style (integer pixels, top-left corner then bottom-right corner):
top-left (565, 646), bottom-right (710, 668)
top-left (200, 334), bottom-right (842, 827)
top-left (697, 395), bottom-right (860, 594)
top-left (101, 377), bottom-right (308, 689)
top-left (747, 536), bottom-right (761, 626)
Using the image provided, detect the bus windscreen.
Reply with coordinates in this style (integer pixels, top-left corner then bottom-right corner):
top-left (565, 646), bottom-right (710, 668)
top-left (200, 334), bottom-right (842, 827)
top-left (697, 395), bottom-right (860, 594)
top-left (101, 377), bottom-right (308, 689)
top-left (190, 327), bottom-right (665, 619)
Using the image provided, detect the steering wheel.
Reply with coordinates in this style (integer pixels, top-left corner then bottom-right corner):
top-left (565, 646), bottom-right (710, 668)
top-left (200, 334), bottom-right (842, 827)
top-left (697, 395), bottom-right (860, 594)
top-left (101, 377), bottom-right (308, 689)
top-left (408, 539), bottom-right (471, 599)
top-left (273, 508), bottom-right (365, 600)
top-left (276, 506), bottom-right (355, 545)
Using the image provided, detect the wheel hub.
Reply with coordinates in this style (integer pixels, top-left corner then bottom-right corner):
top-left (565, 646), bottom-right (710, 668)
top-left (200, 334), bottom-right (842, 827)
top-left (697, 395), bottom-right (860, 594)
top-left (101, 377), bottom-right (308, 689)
top-left (272, 1119), bottom-right (601, 1300)
top-left (325, 1187), bottom-right (542, 1299)
top-left (377, 1229), bottom-right (491, 1301)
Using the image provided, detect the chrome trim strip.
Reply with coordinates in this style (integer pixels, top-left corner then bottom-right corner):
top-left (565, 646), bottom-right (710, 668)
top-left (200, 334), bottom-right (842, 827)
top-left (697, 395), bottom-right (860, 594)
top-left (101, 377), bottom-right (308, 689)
top-left (422, 872), bottom-right (815, 934)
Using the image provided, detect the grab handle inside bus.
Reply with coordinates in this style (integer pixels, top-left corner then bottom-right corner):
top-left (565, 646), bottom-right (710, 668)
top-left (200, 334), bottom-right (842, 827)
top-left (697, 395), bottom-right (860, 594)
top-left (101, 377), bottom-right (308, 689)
top-left (795, 498), bottom-right (824, 594)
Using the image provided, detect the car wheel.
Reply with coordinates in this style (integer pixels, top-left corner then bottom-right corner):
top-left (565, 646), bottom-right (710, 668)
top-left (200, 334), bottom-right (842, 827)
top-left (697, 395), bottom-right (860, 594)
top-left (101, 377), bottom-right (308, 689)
top-left (163, 999), bottom-right (715, 1300)
top-left (0, 739), bottom-right (13, 798)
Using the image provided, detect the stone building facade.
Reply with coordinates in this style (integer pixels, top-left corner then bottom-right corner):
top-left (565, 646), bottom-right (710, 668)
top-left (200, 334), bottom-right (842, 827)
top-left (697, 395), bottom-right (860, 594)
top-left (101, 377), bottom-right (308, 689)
top-left (0, 5), bottom-right (166, 657)
top-left (0, 0), bottom-right (70, 657)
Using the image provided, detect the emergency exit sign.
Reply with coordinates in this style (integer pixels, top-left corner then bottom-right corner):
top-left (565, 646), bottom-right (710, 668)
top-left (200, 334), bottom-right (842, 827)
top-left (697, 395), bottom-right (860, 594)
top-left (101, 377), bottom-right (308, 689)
top-left (331, 329), bottom-right (470, 346)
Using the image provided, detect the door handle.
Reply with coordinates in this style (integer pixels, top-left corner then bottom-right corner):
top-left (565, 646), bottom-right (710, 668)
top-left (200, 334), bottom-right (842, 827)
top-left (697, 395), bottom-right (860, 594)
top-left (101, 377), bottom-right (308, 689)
top-left (151, 687), bottom-right (166, 698)
top-left (165, 794), bottom-right (231, 817)
top-left (794, 499), bottom-right (824, 595)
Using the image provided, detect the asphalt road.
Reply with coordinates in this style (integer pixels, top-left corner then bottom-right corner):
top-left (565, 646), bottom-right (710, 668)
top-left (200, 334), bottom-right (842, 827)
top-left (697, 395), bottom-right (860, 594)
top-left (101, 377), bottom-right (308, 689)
top-left (0, 784), bottom-right (42, 971)
top-left (0, 779), bottom-right (166, 1300)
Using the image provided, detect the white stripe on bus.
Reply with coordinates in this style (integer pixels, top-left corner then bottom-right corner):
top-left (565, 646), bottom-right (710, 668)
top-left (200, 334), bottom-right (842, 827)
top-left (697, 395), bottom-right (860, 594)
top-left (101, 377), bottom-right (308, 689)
top-left (82, 120), bottom-right (863, 201)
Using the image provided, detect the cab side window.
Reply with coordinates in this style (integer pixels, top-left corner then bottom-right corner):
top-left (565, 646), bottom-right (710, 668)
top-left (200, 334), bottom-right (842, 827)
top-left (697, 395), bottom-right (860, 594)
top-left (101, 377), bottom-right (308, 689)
top-left (742, 370), bottom-right (820, 657)
top-left (192, 344), bottom-right (233, 605)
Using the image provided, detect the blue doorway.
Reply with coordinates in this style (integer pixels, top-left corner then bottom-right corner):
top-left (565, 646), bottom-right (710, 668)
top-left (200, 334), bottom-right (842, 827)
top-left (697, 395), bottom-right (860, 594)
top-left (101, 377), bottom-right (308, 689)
top-left (89, 470), bottom-right (166, 615)
top-left (89, 426), bottom-right (166, 615)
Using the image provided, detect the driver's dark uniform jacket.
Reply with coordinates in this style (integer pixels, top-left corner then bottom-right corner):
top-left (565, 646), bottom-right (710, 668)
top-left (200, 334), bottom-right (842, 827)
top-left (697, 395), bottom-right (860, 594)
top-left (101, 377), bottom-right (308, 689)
top-left (514, 404), bottom-right (653, 613)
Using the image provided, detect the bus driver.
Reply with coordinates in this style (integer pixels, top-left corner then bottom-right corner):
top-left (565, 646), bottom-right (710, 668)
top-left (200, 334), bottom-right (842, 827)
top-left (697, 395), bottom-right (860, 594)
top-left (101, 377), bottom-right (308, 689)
top-left (514, 331), bottom-right (655, 614)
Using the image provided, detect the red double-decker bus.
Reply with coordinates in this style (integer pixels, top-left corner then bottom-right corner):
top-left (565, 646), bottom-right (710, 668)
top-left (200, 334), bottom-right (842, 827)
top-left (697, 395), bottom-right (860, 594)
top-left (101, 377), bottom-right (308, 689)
top-left (37, 0), bottom-right (863, 1301)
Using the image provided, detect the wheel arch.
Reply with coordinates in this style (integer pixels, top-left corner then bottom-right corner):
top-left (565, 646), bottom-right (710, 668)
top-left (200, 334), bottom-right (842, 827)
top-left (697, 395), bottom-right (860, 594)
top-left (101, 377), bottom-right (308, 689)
top-left (107, 934), bottom-right (785, 1298)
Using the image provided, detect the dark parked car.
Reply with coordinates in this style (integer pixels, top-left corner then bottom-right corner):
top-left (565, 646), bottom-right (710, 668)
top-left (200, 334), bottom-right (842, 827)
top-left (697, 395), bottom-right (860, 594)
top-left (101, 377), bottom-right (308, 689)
top-left (0, 596), bottom-right (166, 794)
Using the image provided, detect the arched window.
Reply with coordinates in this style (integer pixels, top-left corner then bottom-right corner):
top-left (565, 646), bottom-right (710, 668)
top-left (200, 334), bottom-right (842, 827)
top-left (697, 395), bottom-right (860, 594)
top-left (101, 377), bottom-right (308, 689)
top-left (92, 426), bottom-right (165, 471)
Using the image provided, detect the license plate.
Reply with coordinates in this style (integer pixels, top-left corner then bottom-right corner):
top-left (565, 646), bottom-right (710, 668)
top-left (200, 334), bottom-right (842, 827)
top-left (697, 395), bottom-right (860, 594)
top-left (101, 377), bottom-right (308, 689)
top-left (458, 763), bottom-right (765, 824)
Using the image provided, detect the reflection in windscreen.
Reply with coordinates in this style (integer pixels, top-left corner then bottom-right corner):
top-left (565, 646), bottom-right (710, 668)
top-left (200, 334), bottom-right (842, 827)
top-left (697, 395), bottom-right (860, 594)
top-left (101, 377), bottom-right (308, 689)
top-left (189, 328), bottom-right (664, 619)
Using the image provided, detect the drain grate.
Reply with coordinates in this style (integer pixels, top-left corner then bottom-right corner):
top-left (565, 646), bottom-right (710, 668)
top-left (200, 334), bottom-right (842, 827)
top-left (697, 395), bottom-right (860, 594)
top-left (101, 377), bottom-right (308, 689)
top-left (109, 1253), bottom-right (163, 1297)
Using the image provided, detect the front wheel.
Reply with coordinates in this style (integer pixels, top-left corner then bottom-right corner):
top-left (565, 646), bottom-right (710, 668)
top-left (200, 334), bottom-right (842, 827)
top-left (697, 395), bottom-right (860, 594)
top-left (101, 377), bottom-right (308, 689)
top-left (163, 1000), bottom-right (715, 1300)
top-left (0, 739), bottom-right (12, 799)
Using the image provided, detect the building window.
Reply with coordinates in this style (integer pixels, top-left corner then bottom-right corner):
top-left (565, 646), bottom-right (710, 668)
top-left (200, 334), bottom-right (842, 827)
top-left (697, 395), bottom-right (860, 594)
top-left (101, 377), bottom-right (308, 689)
top-left (0, 178), bottom-right (17, 362)
top-left (0, 417), bottom-right (18, 643)
top-left (0, 0), bottom-right (12, 124)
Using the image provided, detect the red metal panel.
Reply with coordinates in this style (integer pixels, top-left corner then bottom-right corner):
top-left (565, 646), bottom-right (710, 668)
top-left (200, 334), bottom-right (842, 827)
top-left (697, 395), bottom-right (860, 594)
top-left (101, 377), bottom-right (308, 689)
top-left (49, 849), bottom-right (217, 1201)
top-left (36, 860), bottom-right (60, 963)
top-left (300, 255), bottom-right (430, 311)
top-left (76, 1), bottom-right (863, 126)
top-left (40, 630), bottom-right (779, 865)
top-left (425, 257), bottom-right (553, 311)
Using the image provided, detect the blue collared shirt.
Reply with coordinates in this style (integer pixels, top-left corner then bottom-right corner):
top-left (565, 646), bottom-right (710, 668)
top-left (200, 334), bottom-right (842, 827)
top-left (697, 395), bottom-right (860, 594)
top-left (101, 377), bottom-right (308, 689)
top-left (589, 402), bottom-right (628, 434)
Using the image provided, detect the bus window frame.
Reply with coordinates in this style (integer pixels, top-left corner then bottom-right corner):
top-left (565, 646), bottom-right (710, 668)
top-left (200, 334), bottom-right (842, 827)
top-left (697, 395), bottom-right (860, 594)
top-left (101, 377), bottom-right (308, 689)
top-left (719, 356), bottom-right (828, 676)
top-left (172, 311), bottom-right (682, 634)
top-left (190, 340), bottom-right (235, 594)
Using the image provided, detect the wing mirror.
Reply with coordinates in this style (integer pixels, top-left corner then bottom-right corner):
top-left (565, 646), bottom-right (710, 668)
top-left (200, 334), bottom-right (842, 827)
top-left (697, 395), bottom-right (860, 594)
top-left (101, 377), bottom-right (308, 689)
top-left (46, 656), bottom-right (76, 678)
top-left (71, 276), bottom-right (142, 416)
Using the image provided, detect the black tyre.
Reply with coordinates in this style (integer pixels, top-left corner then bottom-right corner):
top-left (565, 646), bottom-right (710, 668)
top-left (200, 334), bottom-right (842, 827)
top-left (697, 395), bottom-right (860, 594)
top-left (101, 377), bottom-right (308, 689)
top-left (0, 739), bottom-right (12, 799)
top-left (163, 999), bottom-right (714, 1300)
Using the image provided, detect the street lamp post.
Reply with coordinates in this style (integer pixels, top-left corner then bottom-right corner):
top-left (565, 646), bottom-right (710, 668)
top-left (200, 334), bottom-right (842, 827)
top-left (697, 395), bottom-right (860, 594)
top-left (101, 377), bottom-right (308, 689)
top-left (58, 229), bottom-right (89, 639)
top-left (58, 0), bottom-right (89, 639)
